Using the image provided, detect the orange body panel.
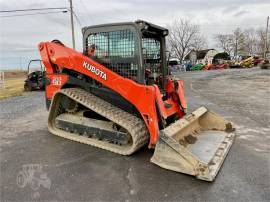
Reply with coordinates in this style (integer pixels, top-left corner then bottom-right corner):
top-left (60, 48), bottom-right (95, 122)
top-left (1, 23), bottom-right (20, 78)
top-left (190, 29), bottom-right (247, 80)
top-left (39, 42), bottom-right (187, 148)
top-left (45, 74), bottom-right (68, 99)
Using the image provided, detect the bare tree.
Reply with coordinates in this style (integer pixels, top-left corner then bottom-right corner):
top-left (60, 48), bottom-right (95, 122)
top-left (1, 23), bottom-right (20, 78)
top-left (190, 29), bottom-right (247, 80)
top-left (191, 34), bottom-right (208, 51)
top-left (167, 18), bottom-right (204, 63)
top-left (231, 27), bottom-right (246, 56)
top-left (243, 28), bottom-right (257, 55)
top-left (215, 27), bottom-right (269, 57)
top-left (214, 34), bottom-right (233, 55)
top-left (256, 28), bottom-right (270, 55)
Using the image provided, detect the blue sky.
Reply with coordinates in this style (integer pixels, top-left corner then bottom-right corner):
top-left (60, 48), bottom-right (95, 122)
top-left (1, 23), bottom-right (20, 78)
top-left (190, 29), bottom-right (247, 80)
top-left (0, 0), bottom-right (269, 70)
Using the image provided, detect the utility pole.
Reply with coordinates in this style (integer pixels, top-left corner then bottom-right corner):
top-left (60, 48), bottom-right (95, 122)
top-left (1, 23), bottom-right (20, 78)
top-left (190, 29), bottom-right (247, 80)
top-left (264, 16), bottom-right (269, 58)
top-left (69, 0), bottom-right (75, 49)
top-left (19, 56), bottom-right (22, 70)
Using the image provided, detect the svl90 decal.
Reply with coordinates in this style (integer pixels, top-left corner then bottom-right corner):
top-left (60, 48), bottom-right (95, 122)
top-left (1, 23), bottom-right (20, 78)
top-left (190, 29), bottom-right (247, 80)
top-left (52, 77), bottom-right (62, 86)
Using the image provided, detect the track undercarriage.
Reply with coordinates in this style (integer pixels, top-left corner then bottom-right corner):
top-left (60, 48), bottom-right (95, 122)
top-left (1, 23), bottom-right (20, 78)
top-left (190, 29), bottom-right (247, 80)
top-left (48, 88), bottom-right (149, 155)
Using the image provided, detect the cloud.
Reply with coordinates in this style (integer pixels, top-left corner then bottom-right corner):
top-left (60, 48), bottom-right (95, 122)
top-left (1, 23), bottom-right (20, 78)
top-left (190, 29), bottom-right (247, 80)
top-left (234, 10), bottom-right (250, 17)
top-left (222, 6), bottom-right (239, 14)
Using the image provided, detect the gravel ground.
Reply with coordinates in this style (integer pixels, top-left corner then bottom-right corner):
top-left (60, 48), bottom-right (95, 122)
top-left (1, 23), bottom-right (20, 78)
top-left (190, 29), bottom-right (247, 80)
top-left (1, 68), bottom-right (270, 201)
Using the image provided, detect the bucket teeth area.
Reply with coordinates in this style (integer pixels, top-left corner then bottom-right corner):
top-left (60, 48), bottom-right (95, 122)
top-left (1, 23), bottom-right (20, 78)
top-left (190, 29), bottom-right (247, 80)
top-left (151, 106), bottom-right (235, 181)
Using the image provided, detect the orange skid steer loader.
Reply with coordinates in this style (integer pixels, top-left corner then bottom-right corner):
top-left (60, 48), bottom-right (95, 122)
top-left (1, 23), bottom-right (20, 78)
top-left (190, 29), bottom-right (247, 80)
top-left (39, 20), bottom-right (235, 181)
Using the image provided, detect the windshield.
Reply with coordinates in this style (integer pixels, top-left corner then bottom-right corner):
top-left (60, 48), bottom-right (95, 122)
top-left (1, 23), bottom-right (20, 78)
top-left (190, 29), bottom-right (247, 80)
top-left (142, 35), bottom-right (162, 85)
top-left (142, 37), bottom-right (160, 61)
top-left (28, 60), bottom-right (44, 73)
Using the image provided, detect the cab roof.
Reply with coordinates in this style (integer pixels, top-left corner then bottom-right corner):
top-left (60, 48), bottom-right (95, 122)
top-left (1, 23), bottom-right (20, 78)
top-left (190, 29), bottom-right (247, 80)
top-left (82, 20), bottom-right (168, 36)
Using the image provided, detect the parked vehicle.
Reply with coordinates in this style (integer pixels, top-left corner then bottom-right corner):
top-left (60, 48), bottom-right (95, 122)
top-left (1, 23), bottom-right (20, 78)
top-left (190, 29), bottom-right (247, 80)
top-left (24, 59), bottom-right (46, 91)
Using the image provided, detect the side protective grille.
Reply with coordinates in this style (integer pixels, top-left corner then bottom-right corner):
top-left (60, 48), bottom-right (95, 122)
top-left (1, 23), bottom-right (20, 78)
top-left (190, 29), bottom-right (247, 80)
top-left (87, 29), bottom-right (138, 80)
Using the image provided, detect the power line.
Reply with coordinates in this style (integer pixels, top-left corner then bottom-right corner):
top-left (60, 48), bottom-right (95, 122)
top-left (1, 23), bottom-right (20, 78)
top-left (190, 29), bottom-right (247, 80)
top-left (72, 10), bottom-right (83, 27)
top-left (78, 0), bottom-right (94, 24)
top-left (73, 7), bottom-right (87, 26)
top-left (0, 10), bottom-right (67, 18)
top-left (0, 6), bottom-right (72, 32)
top-left (0, 7), bottom-right (68, 13)
top-left (201, 24), bottom-right (265, 27)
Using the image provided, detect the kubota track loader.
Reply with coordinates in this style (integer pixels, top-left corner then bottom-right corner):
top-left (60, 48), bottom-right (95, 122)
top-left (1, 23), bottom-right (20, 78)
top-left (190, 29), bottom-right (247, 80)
top-left (39, 20), bottom-right (235, 181)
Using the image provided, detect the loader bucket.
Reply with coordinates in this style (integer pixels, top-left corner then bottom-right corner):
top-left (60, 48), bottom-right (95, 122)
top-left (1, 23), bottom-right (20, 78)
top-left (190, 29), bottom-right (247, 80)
top-left (151, 106), bottom-right (235, 181)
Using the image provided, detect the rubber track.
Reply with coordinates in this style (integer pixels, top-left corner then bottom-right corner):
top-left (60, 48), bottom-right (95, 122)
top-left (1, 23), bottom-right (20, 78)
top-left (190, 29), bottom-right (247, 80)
top-left (48, 88), bottom-right (149, 155)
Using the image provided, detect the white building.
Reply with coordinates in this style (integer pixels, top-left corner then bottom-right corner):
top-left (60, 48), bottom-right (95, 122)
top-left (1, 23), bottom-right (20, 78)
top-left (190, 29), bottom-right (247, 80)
top-left (185, 49), bottom-right (219, 65)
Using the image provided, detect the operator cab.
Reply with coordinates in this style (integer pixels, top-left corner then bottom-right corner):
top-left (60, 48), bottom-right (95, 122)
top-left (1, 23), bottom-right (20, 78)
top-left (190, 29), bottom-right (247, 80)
top-left (82, 20), bottom-right (169, 89)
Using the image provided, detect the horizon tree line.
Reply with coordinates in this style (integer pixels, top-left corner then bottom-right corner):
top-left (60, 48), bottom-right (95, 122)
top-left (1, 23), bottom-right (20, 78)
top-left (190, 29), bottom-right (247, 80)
top-left (167, 18), bottom-right (269, 63)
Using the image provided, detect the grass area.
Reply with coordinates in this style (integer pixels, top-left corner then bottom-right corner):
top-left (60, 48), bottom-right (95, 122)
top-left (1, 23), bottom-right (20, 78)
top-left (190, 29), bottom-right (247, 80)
top-left (0, 78), bottom-right (26, 100)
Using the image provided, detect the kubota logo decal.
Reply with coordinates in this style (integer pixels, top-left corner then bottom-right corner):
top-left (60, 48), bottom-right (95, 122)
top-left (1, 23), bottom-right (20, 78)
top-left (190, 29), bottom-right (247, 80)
top-left (83, 61), bottom-right (107, 80)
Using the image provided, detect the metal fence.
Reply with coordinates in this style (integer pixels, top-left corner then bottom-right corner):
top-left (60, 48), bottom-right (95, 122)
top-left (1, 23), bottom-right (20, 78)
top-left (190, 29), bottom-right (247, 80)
top-left (0, 71), bottom-right (5, 88)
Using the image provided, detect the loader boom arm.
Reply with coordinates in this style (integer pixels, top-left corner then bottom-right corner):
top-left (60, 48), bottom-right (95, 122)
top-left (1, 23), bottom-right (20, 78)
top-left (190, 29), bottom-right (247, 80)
top-left (39, 42), bottom-right (186, 147)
